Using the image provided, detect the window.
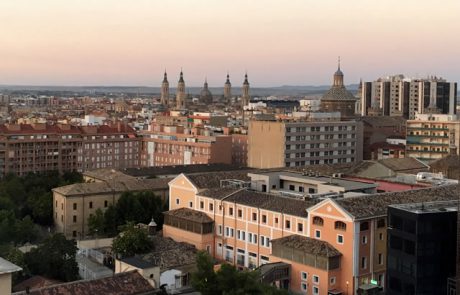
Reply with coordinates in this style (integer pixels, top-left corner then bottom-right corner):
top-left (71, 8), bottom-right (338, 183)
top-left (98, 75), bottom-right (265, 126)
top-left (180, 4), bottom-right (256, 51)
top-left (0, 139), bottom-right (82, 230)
top-left (176, 198), bottom-right (180, 205)
top-left (360, 221), bottom-right (369, 231)
top-left (73, 203), bottom-right (77, 210)
top-left (301, 283), bottom-right (307, 291)
top-left (238, 209), bottom-right (242, 218)
top-left (313, 216), bottom-right (324, 226)
top-left (289, 185), bottom-right (295, 191)
top-left (73, 215), bottom-right (77, 223)
top-left (297, 223), bottom-right (303, 232)
top-left (313, 286), bottom-right (319, 295)
top-left (334, 221), bottom-right (347, 231)
top-left (104, 200), bottom-right (108, 208)
top-left (315, 230), bottom-right (321, 239)
top-left (330, 277), bottom-right (336, 285)
top-left (189, 201), bottom-right (193, 208)
top-left (72, 231), bottom-right (77, 238)
top-left (377, 218), bottom-right (386, 228)
top-left (301, 272), bottom-right (307, 280)
top-left (337, 235), bottom-right (344, 244)
top-left (89, 202), bottom-right (93, 209)
top-left (262, 215), bottom-right (267, 223)
top-left (200, 201), bottom-right (204, 209)
top-left (379, 233), bottom-right (384, 241)
top-left (361, 257), bottom-right (367, 269)
top-left (229, 207), bottom-right (233, 216)
top-left (378, 253), bottom-right (383, 265)
top-left (285, 220), bottom-right (291, 229)
top-left (248, 233), bottom-right (253, 243)
top-left (209, 203), bottom-right (214, 211)
top-left (313, 275), bottom-right (319, 284)
top-left (218, 225), bottom-right (222, 235)
top-left (252, 213), bottom-right (257, 221)
top-left (274, 217), bottom-right (279, 224)
top-left (362, 235), bottom-right (368, 244)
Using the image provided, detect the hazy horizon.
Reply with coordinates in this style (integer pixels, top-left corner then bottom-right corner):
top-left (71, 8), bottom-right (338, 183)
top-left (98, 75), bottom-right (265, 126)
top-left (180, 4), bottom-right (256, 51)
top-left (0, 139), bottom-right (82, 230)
top-left (1, 0), bottom-right (459, 87)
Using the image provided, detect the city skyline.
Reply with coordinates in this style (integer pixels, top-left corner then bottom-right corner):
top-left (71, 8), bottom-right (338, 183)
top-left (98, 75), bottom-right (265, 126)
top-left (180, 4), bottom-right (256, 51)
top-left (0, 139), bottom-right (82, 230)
top-left (1, 0), bottom-right (459, 87)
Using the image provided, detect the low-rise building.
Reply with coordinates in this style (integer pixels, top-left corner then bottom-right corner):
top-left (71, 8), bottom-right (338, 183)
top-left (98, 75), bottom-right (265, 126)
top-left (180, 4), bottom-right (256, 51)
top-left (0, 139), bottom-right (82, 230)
top-left (53, 178), bottom-right (170, 239)
top-left (163, 170), bottom-right (459, 294)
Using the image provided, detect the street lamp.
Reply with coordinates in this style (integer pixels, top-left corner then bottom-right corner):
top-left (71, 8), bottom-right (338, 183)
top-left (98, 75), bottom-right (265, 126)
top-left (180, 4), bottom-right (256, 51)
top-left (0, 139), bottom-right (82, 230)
top-left (346, 281), bottom-right (349, 295)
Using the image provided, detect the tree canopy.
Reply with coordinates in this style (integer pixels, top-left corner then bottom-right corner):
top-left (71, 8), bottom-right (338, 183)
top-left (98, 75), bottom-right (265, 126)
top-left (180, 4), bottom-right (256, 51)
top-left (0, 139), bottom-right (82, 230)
top-left (191, 251), bottom-right (288, 295)
top-left (24, 233), bottom-right (79, 282)
top-left (88, 191), bottom-right (167, 237)
top-left (112, 223), bottom-right (153, 258)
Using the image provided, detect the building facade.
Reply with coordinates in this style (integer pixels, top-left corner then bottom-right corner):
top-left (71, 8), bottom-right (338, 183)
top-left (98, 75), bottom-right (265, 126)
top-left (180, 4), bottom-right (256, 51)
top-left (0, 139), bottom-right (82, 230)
top-left (247, 118), bottom-right (363, 169)
top-left (164, 171), bottom-right (459, 294)
top-left (0, 123), bottom-right (141, 176)
top-left (139, 123), bottom-right (232, 167)
top-left (361, 75), bottom-right (457, 120)
top-left (53, 178), bottom-right (170, 238)
top-left (387, 201), bottom-right (458, 295)
top-left (406, 113), bottom-right (460, 161)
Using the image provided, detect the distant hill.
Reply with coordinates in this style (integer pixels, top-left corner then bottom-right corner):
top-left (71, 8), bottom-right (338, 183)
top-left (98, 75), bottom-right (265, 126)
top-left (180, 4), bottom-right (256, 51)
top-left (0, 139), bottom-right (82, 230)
top-left (0, 84), bottom-right (360, 97)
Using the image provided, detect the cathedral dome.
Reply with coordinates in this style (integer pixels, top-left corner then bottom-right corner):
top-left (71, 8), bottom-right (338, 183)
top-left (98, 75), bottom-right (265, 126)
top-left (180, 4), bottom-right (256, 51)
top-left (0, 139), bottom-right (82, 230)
top-left (200, 80), bottom-right (213, 103)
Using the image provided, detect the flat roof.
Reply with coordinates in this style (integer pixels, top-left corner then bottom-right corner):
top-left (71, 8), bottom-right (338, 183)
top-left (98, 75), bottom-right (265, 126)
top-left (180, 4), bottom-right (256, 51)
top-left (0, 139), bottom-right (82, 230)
top-left (251, 171), bottom-right (376, 191)
top-left (389, 200), bottom-right (459, 214)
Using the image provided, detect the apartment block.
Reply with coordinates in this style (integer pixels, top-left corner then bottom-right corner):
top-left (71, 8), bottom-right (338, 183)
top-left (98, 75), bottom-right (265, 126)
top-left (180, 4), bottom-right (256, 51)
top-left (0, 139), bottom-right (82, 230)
top-left (248, 116), bottom-right (363, 169)
top-left (231, 133), bottom-right (248, 166)
top-left (0, 123), bottom-right (141, 176)
top-left (361, 75), bottom-right (457, 119)
top-left (406, 114), bottom-right (460, 161)
top-left (163, 170), bottom-right (459, 294)
top-left (140, 123), bottom-right (232, 167)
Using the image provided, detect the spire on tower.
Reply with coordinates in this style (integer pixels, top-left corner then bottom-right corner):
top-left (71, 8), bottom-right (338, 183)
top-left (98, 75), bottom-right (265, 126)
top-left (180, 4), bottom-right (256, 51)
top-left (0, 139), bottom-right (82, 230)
top-left (163, 70), bottom-right (168, 83)
top-left (338, 56), bottom-right (341, 71)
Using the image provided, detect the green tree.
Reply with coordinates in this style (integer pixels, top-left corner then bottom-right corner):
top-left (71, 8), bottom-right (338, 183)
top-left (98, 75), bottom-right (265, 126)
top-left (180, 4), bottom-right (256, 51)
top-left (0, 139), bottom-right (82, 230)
top-left (191, 251), bottom-right (218, 295)
top-left (5, 247), bottom-right (28, 284)
top-left (191, 251), bottom-right (288, 295)
top-left (88, 208), bottom-right (105, 235)
top-left (27, 192), bottom-right (53, 225)
top-left (24, 233), bottom-right (79, 282)
top-left (112, 223), bottom-right (153, 258)
top-left (103, 205), bottom-right (118, 236)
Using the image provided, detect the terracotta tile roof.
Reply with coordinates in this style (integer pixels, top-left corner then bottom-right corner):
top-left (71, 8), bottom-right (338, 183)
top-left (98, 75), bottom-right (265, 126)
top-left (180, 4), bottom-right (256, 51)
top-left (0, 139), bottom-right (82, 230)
top-left (52, 178), bottom-right (171, 196)
top-left (0, 123), bottom-right (136, 136)
top-left (140, 236), bottom-right (197, 271)
top-left (198, 187), bottom-right (242, 200)
top-left (271, 235), bottom-right (341, 258)
top-left (164, 207), bottom-right (214, 223)
top-left (378, 157), bottom-right (428, 173)
top-left (336, 184), bottom-right (459, 220)
top-left (13, 276), bottom-right (61, 293)
top-left (186, 170), bottom-right (252, 189)
top-left (224, 189), bottom-right (318, 218)
top-left (13, 271), bottom-right (155, 295)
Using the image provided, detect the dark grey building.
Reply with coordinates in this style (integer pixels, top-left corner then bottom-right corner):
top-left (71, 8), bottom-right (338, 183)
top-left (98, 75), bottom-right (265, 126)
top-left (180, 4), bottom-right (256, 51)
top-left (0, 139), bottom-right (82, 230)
top-left (387, 200), bottom-right (458, 295)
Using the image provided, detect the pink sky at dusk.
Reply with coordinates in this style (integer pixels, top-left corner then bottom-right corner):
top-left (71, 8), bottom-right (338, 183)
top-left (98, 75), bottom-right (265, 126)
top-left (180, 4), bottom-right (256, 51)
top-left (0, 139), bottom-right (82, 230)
top-left (0, 0), bottom-right (459, 87)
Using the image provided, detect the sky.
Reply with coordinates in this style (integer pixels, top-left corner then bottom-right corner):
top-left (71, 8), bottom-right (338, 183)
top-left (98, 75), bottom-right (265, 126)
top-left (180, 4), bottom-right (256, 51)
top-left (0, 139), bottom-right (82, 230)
top-left (0, 0), bottom-right (459, 87)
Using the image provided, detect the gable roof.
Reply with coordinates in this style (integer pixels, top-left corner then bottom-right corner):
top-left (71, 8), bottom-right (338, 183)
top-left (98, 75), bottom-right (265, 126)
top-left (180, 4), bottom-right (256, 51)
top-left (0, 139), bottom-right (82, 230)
top-left (271, 235), bottom-right (341, 258)
top-left (13, 271), bottom-right (155, 295)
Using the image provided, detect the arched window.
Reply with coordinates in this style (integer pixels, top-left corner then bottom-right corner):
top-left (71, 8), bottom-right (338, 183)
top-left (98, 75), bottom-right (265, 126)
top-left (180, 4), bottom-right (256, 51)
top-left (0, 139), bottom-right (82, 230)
top-left (313, 216), bottom-right (324, 226)
top-left (335, 221), bottom-right (347, 231)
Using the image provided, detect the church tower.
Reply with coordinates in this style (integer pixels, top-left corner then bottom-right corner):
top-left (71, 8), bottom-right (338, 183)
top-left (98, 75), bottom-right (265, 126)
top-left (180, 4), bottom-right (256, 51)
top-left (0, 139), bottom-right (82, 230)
top-left (224, 72), bottom-right (232, 101)
top-left (176, 70), bottom-right (186, 109)
top-left (242, 73), bottom-right (250, 107)
top-left (160, 71), bottom-right (169, 105)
